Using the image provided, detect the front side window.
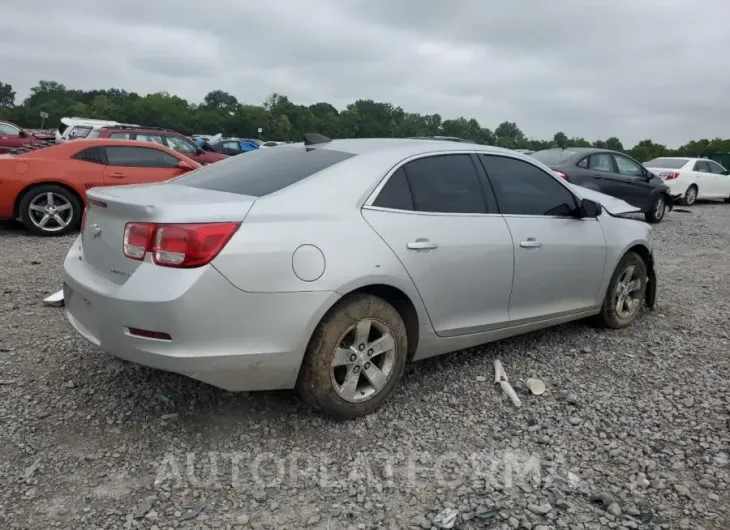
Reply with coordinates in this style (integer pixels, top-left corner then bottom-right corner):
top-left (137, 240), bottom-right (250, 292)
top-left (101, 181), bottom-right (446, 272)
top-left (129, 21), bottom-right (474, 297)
top-left (164, 135), bottom-right (197, 154)
top-left (105, 146), bottom-right (180, 168)
top-left (400, 154), bottom-right (487, 214)
top-left (0, 123), bottom-right (20, 136)
top-left (614, 155), bottom-right (644, 177)
top-left (480, 155), bottom-right (577, 216)
top-left (706, 160), bottom-right (727, 175)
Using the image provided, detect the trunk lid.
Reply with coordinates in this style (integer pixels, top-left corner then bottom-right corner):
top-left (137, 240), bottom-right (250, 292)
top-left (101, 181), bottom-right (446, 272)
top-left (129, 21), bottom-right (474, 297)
top-left (82, 183), bottom-right (256, 284)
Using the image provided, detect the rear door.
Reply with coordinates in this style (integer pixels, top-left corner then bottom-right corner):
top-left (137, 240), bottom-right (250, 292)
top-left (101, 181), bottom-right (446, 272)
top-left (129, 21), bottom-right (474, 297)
top-left (362, 153), bottom-right (514, 337)
top-left (700, 160), bottom-right (726, 198)
top-left (103, 146), bottom-right (188, 186)
top-left (479, 154), bottom-right (606, 323)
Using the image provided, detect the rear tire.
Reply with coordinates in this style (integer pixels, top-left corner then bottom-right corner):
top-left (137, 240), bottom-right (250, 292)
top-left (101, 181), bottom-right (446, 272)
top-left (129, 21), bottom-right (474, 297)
top-left (592, 251), bottom-right (647, 329)
top-left (683, 185), bottom-right (698, 206)
top-left (644, 195), bottom-right (666, 224)
top-left (19, 184), bottom-right (82, 237)
top-left (296, 294), bottom-right (408, 420)
top-left (724, 196), bottom-right (730, 204)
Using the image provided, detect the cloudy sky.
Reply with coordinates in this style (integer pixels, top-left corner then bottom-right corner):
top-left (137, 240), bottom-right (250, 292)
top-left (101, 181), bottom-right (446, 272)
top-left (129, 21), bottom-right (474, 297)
top-left (1, 0), bottom-right (729, 146)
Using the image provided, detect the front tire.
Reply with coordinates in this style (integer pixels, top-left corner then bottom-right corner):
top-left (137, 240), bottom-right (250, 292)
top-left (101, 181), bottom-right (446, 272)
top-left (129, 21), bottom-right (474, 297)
top-left (683, 185), bottom-right (698, 206)
top-left (296, 293), bottom-right (408, 420)
top-left (644, 195), bottom-right (666, 224)
top-left (592, 251), bottom-right (647, 329)
top-left (19, 184), bottom-right (82, 237)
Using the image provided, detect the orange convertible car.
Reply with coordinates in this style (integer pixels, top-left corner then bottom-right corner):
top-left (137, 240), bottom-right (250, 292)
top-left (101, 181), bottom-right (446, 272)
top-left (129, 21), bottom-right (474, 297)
top-left (0, 139), bottom-right (201, 236)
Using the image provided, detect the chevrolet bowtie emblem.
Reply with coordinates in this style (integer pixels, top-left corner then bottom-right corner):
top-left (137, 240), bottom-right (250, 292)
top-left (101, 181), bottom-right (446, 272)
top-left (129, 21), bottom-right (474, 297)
top-left (91, 223), bottom-right (102, 238)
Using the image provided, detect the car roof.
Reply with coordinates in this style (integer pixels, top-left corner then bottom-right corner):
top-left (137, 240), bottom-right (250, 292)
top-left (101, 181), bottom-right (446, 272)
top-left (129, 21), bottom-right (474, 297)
top-left (301, 137), bottom-right (519, 158)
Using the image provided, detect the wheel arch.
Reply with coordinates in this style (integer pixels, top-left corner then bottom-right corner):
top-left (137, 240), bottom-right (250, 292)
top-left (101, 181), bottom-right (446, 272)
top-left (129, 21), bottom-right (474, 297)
top-left (623, 243), bottom-right (656, 309)
top-left (13, 181), bottom-right (85, 219)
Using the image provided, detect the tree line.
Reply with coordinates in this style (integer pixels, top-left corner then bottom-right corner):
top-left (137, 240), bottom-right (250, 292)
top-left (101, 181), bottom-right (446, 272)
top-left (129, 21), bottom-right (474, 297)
top-left (1, 80), bottom-right (728, 162)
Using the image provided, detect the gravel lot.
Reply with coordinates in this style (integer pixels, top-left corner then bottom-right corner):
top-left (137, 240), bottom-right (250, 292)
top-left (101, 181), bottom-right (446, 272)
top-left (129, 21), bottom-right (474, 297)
top-left (1, 204), bottom-right (729, 530)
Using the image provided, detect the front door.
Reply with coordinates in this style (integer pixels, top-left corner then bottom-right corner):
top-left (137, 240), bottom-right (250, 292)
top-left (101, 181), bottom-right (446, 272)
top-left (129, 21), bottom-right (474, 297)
top-left (362, 154), bottom-right (514, 337)
top-left (479, 154), bottom-right (607, 323)
top-left (102, 146), bottom-right (187, 186)
top-left (0, 123), bottom-right (28, 153)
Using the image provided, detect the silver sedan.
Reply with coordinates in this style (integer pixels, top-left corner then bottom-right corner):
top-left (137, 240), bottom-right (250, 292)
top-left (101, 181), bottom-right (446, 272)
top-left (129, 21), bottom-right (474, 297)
top-left (63, 136), bottom-right (657, 419)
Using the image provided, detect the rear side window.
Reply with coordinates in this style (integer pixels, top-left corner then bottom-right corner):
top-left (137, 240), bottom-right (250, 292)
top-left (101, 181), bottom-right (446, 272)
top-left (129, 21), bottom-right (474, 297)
top-left (72, 146), bottom-right (107, 165)
top-left (105, 146), bottom-right (180, 168)
top-left (530, 149), bottom-right (578, 166)
top-left (401, 154), bottom-right (487, 214)
top-left (373, 167), bottom-right (414, 210)
top-left (109, 132), bottom-right (131, 140)
top-left (694, 160), bottom-right (711, 172)
top-left (171, 146), bottom-right (356, 196)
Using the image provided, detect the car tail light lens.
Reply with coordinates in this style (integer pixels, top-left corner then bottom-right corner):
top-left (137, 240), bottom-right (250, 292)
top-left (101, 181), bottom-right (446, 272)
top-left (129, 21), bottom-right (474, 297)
top-left (658, 171), bottom-right (679, 180)
top-left (553, 170), bottom-right (568, 180)
top-left (122, 222), bottom-right (240, 268)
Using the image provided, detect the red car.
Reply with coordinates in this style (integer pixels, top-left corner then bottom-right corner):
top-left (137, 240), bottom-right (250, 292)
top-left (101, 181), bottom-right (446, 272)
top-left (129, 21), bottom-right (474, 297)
top-left (0, 139), bottom-right (200, 236)
top-left (0, 120), bottom-right (55, 154)
top-left (87, 125), bottom-right (228, 165)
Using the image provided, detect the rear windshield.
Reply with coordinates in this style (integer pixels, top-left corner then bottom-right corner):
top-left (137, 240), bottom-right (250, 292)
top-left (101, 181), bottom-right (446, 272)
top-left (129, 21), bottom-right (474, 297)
top-left (530, 149), bottom-right (578, 166)
top-left (644, 158), bottom-right (689, 169)
top-left (171, 146), bottom-right (356, 196)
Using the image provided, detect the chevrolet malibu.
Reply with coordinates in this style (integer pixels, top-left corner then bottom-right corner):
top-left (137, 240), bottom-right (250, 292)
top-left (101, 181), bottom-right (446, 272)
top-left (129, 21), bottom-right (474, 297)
top-left (63, 136), bottom-right (657, 419)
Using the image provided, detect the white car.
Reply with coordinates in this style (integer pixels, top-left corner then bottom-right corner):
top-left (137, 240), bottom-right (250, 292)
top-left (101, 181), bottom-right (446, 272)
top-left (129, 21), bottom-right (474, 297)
top-left (644, 157), bottom-right (730, 205)
top-left (56, 117), bottom-right (139, 142)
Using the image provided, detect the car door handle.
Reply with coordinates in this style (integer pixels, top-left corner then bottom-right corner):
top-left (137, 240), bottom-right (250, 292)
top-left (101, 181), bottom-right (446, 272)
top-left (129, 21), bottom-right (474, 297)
top-left (407, 239), bottom-right (438, 250)
top-left (108, 172), bottom-right (126, 178)
top-left (520, 239), bottom-right (543, 249)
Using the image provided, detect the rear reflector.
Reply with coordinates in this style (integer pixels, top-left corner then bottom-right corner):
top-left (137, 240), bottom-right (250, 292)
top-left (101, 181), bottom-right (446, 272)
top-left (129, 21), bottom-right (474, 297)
top-left (122, 222), bottom-right (240, 268)
top-left (127, 327), bottom-right (172, 341)
top-left (658, 171), bottom-right (679, 180)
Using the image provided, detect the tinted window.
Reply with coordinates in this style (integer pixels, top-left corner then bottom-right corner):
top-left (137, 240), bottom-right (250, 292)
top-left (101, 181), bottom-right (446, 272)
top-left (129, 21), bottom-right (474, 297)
top-left (136, 134), bottom-right (164, 145)
top-left (614, 155), bottom-right (644, 177)
top-left (109, 132), bottom-right (131, 140)
top-left (694, 160), bottom-right (711, 172)
top-left (373, 167), bottom-right (414, 210)
top-left (171, 146), bottom-right (356, 196)
top-left (706, 160), bottom-right (727, 174)
top-left (530, 149), bottom-right (579, 166)
top-left (105, 146), bottom-right (180, 168)
top-left (164, 135), bottom-right (197, 154)
top-left (69, 126), bottom-right (92, 138)
top-left (402, 154), bottom-right (486, 214)
top-left (588, 153), bottom-right (614, 172)
top-left (644, 158), bottom-right (689, 169)
top-left (72, 146), bottom-right (107, 165)
top-left (481, 155), bottom-right (577, 216)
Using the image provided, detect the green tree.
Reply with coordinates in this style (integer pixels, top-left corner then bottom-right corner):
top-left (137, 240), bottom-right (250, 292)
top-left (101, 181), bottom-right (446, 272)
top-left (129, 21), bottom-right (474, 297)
top-left (0, 82), bottom-right (15, 108)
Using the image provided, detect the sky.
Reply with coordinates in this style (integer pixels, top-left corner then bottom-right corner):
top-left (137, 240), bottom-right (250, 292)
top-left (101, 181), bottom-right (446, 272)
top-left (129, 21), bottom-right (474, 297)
top-left (1, 0), bottom-right (729, 147)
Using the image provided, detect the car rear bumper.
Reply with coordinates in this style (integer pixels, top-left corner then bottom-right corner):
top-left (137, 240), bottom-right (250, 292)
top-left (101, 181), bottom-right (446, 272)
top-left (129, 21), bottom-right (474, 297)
top-left (62, 239), bottom-right (339, 391)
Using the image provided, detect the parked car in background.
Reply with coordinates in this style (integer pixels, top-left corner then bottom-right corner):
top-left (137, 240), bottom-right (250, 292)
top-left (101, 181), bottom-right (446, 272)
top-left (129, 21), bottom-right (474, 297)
top-left (0, 139), bottom-right (200, 236)
top-left (260, 141), bottom-right (283, 148)
top-left (63, 136), bottom-right (656, 419)
top-left (0, 120), bottom-right (56, 153)
top-left (56, 117), bottom-right (139, 142)
top-left (206, 138), bottom-right (260, 156)
top-left (643, 157), bottom-right (730, 205)
top-left (530, 148), bottom-right (675, 223)
top-left (88, 125), bottom-right (228, 165)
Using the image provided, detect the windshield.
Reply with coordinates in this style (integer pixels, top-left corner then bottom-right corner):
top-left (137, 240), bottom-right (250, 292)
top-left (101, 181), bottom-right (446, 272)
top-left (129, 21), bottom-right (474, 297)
top-left (530, 149), bottom-right (578, 166)
top-left (171, 146), bottom-right (355, 196)
top-left (644, 158), bottom-right (689, 169)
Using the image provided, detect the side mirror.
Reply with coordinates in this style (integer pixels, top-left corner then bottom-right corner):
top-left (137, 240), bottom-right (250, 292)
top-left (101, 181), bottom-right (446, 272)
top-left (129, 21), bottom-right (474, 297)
top-left (18, 130), bottom-right (28, 138)
top-left (178, 160), bottom-right (195, 171)
top-left (579, 198), bottom-right (602, 218)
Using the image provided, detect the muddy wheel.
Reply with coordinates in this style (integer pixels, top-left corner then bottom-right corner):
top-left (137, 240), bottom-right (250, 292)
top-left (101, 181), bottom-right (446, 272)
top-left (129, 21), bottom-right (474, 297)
top-left (592, 251), bottom-right (647, 329)
top-left (296, 293), bottom-right (407, 420)
top-left (644, 195), bottom-right (666, 224)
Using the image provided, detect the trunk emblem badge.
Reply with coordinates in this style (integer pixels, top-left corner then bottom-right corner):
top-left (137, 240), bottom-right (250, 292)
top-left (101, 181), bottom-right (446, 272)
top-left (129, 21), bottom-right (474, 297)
top-left (91, 223), bottom-right (102, 238)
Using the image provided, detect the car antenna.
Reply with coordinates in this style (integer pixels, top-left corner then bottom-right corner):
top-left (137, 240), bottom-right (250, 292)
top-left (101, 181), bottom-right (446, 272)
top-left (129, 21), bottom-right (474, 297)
top-left (303, 133), bottom-right (331, 146)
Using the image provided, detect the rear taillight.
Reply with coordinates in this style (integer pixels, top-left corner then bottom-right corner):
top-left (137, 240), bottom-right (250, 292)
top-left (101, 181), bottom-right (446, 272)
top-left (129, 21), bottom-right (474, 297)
top-left (122, 222), bottom-right (240, 268)
top-left (658, 171), bottom-right (679, 180)
top-left (553, 170), bottom-right (568, 180)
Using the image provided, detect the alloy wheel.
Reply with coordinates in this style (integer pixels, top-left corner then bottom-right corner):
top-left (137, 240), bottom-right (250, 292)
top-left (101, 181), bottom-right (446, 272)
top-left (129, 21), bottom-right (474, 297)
top-left (28, 192), bottom-right (74, 232)
top-left (614, 265), bottom-right (643, 319)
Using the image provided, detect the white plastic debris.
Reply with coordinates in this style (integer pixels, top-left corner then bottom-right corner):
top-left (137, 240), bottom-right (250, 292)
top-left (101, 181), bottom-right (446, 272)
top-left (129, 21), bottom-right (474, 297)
top-left (43, 289), bottom-right (64, 307)
top-left (494, 359), bottom-right (522, 407)
top-left (433, 507), bottom-right (458, 529)
top-left (525, 377), bottom-right (546, 395)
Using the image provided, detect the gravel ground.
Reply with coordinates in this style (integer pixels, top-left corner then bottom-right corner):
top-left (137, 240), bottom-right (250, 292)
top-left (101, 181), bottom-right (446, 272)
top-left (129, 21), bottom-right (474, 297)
top-left (1, 203), bottom-right (729, 530)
